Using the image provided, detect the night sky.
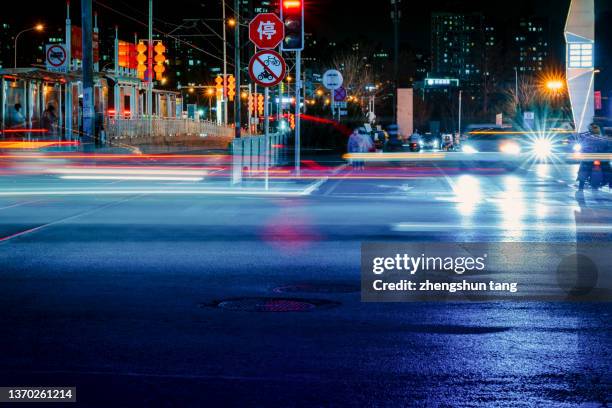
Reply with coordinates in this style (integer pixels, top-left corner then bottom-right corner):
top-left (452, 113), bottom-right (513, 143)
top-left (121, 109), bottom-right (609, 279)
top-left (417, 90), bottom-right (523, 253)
top-left (9, 0), bottom-right (611, 47)
top-left (5, 0), bottom-right (612, 88)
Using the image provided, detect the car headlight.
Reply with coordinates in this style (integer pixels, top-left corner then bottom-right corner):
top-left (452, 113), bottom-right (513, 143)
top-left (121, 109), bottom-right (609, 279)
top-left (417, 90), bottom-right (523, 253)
top-left (573, 143), bottom-right (582, 153)
top-left (533, 138), bottom-right (553, 158)
top-left (500, 142), bottom-right (521, 155)
top-left (462, 145), bottom-right (478, 154)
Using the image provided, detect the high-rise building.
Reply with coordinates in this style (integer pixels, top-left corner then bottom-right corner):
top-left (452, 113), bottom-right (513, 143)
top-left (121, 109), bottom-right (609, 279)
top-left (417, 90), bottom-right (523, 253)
top-left (514, 17), bottom-right (550, 73)
top-left (0, 23), bottom-right (12, 69)
top-left (414, 52), bottom-right (430, 80)
top-left (170, 37), bottom-right (211, 87)
top-left (431, 12), bottom-right (485, 88)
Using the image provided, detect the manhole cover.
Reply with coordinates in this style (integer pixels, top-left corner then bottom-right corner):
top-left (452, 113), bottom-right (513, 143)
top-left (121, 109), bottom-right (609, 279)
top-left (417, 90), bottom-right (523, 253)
top-left (272, 283), bottom-right (359, 294)
top-left (203, 297), bottom-right (340, 312)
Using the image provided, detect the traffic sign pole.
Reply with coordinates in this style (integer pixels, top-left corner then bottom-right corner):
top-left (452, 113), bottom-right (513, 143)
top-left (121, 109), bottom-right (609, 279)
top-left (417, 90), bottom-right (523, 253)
top-left (264, 87), bottom-right (270, 191)
top-left (295, 50), bottom-right (301, 176)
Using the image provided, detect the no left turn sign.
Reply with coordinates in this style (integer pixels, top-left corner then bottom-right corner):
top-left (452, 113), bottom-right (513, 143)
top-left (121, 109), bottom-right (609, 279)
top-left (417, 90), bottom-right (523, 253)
top-left (248, 50), bottom-right (286, 88)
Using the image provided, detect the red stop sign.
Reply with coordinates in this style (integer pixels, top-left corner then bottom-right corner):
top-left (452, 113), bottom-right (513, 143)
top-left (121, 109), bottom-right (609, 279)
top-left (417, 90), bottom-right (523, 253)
top-left (249, 13), bottom-right (284, 50)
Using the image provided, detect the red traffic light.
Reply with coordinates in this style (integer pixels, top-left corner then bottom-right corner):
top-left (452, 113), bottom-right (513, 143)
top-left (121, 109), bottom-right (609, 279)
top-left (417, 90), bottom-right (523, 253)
top-left (281, 0), bottom-right (304, 51)
top-left (282, 0), bottom-right (301, 9)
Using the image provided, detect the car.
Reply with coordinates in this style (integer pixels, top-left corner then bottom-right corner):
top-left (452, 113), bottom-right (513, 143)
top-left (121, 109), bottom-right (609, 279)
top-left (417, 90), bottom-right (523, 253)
top-left (406, 133), bottom-right (422, 152)
top-left (420, 133), bottom-right (442, 150)
top-left (460, 130), bottom-right (524, 170)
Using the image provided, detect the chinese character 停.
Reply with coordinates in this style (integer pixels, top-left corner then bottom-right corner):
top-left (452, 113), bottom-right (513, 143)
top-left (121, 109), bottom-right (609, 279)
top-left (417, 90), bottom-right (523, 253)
top-left (258, 21), bottom-right (277, 41)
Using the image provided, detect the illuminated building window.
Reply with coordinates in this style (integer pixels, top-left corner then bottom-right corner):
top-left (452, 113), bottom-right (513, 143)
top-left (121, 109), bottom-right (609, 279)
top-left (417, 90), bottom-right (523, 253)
top-left (568, 43), bottom-right (593, 68)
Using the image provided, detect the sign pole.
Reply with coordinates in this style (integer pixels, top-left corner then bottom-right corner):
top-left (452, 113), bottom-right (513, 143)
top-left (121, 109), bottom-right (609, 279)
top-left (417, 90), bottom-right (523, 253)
top-left (264, 87), bottom-right (270, 190)
top-left (81, 0), bottom-right (95, 147)
top-left (295, 50), bottom-right (301, 176)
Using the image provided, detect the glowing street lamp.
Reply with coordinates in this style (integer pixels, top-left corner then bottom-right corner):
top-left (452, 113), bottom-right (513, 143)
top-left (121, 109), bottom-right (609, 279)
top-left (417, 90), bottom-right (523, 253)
top-left (14, 24), bottom-right (44, 68)
top-left (546, 80), bottom-right (564, 93)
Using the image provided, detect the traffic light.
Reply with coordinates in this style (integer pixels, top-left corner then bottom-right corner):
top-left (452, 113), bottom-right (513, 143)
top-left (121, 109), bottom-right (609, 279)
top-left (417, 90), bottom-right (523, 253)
top-left (153, 41), bottom-right (166, 82)
top-left (281, 0), bottom-right (304, 51)
top-left (257, 94), bottom-right (264, 116)
top-left (215, 76), bottom-right (224, 101)
top-left (248, 94), bottom-right (254, 117)
top-left (136, 42), bottom-right (147, 80)
top-left (215, 76), bottom-right (224, 93)
top-left (227, 75), bottom-right (236, 102)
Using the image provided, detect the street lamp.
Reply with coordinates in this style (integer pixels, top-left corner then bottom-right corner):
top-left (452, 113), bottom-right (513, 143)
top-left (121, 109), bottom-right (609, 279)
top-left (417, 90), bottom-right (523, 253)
top-left (545, 80), bottom-right (564, 93)
top-left (539, 71), bottom-right (566, 98)
top-left (14, 24), bottom-right (44, 69)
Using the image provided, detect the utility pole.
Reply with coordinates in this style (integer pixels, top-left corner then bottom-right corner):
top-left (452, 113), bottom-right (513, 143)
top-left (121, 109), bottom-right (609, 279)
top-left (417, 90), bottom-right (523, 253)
top-left (458, 90), bottom-right (463, 139)
top-left (391, 0), bottom-right (401, 123)
top-left (222, 0), bottom-right (228, 125)
top-left (65, 1), bottom-right (73, 139)
top-left (81, 0), bottom-right (95, 146)
top-left (147, 0), bottom-right (153, 118)
top-left (514, 67), bottom-right (519, 105)
top-left (233, 0), bottom-right (241, 138)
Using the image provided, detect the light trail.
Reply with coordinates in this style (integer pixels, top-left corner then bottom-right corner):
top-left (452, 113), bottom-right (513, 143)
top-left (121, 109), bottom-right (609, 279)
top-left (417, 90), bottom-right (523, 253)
top-left (0, 141), bottom-right (80, 149)
top-left (391, 223), bottom-right (612, 232)
top-left (467, 130), bottom-right (575, 135)
top-left (50, 168), bottom-right (210, 177)
top-left (0, 154), bottom-right (230, 160)
top-left (0, 188), bottom-right (314, 197)
top-left (59, 176), bottom-right (205, 182)
top-left (343, 152), bottom-right (612, 162)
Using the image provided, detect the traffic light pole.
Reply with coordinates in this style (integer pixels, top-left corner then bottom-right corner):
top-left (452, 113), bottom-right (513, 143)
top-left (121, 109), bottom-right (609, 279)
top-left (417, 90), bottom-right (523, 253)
top-left (294, 50), bottom-right (301, 175)
top-left (147, 0), bottom-right (153, 119)
top-left (233, 0), bottom-right (241, 139)
top-left (222, 0), bottom-right (228, 125)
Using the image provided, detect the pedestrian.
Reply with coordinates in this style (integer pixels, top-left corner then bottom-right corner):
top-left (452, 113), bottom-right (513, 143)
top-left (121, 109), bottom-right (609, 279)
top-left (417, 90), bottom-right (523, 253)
top-left (42, 104), bottom-right (58, 136)
top-left (94, 104), bottom-right (105, 146)
top-left (354, 127), bottom-right (373, 170)
top-left (347, 128), bottom-right (361, 170)
top-left (8, 103), bottom-right (25, 129)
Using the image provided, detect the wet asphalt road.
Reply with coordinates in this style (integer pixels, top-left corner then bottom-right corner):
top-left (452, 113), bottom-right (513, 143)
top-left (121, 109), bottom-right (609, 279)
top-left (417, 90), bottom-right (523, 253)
top-left (0, 161), bottom-right (611, 406)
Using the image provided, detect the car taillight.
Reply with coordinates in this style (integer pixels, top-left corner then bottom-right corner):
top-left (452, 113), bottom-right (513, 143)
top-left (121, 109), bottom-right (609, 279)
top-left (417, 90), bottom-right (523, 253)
top-left (594, 160), bottom-right (601, 167)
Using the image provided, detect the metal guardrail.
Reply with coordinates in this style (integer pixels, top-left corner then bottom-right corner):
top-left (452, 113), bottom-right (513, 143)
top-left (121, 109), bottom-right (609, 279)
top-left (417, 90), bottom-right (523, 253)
top-left (231, 133), bottom-right (290, 184)
top-left (105, 117), bottom-right (234, 141)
